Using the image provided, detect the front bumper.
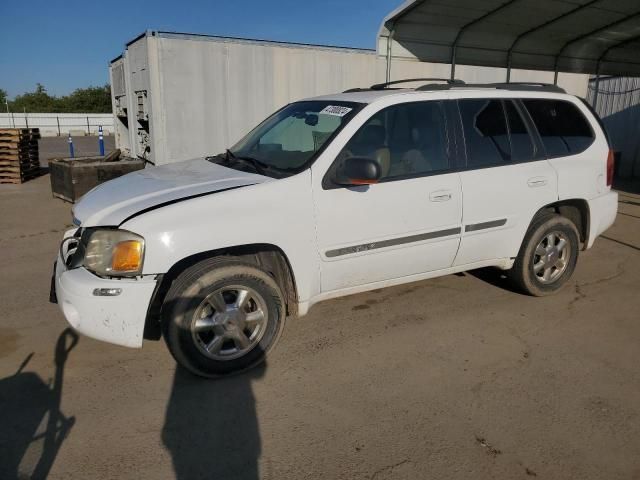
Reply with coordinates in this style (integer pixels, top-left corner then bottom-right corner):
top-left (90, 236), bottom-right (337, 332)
top-left (53, 233), bottom-right (157, 348)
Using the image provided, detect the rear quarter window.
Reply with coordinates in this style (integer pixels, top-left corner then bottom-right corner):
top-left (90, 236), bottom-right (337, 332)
top-left (522, 99), bottom-right (594, 158)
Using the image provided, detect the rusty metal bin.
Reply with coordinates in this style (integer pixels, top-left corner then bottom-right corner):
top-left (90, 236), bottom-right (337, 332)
top-left (49, 155), bottom-right (145, 203)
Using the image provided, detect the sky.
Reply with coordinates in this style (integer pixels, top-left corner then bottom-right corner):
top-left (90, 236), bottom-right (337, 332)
top-left (0, 0), bottom-right (401, 99)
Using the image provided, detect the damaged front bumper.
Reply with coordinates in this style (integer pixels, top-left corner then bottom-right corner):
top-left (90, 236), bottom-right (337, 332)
top-left (52, 229), bottom-right (157, 348)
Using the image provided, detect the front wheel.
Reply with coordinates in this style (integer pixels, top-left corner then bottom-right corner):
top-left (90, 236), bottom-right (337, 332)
top-left (509, 213), bottom-right (580, 296)
top-left (162, 258), bottom-right (286, 378)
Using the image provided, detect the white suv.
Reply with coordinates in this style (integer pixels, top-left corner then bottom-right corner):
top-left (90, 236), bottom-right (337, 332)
top-left (51, 79), bottom-right (618, 377)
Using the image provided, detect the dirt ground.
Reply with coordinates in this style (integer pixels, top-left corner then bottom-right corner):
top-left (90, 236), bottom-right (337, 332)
top-left (0, 172), bottom-right (639, 480)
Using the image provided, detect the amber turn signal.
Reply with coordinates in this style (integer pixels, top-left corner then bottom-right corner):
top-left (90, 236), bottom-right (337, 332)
top-left (111, 240), bottom-right (143, 272)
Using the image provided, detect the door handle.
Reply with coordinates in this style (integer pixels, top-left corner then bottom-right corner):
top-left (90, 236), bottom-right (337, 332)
top-left (527, 177), bottom-right (548, 188)
top-left (430, 190), bottom-right (452, 202)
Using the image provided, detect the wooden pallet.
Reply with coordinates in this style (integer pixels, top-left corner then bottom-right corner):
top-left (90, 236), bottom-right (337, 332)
top-left (0, 128), bottom-right (41, 184)
top-left (0, 128), bottom-right (41, 140)
top-left (0, 159), bottom-right (39, 168)
top-left (0, 167), bottom-right (42, 184)
top-left (0, 153), bottom-right (38, 161)
top-left (0, 163), bottom-right (40, 173)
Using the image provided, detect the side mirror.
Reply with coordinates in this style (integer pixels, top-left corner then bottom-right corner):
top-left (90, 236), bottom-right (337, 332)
top-left (334, 156), bottom-right (382, 186)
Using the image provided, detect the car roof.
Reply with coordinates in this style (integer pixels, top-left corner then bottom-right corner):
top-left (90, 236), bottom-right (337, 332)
top-left (308, 84), bottom-right (576, 105)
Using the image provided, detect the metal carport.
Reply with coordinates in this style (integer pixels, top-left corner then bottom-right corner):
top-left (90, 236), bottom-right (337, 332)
top-left (379, 0), bottom-right (640, 88)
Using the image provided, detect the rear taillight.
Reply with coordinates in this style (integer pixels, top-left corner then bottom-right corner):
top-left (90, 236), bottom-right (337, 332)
top-left (606, 149), bottom-right (614, 187)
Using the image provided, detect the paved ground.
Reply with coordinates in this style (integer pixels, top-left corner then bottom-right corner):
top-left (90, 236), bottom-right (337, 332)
top-left (0, 175), bottom-right (639, 480)
top-left (38, 136), bottom-right (116, 167)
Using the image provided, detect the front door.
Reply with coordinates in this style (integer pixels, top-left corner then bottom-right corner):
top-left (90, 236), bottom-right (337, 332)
top-left (313, 100), bottom-right (463, 293)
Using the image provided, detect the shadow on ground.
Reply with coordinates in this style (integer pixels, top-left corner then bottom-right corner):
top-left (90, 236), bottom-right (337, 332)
top-left (467, 267), bottom-right (521, 294)
top-left (0, 328), bottom-right (78, 480)
top-left (162, 363), bottom-right (266, 480)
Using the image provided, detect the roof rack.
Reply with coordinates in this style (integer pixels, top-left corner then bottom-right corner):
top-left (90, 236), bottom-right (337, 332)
top-left (484, 82), bottom-right (566, 93)
top-left (370, 78), bottom-right (465, 90)
top-left (416, 81), bottom-right (566, 93)
top-left (342, 79), bottom-right (566, 94)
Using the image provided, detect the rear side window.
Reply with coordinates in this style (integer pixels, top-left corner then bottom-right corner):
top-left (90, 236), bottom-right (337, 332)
top-left (459, 99), bottom-right (511, 168)
top-left (522, 99), bottom-right (594, 157)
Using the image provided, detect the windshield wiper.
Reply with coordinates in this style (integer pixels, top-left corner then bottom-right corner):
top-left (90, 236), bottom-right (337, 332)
top-left (223, 149), bottom-right (271, 176)
top-left (208, 149), bottom-right (291, 177)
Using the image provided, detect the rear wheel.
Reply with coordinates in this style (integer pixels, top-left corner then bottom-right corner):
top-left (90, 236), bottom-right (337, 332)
top-left (162, 258), bottom-right (285, 378)
top-left (509, 213), bottom-right (579, 296)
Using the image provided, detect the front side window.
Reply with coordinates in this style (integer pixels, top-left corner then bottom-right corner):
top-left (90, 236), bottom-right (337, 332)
top-left (522, 99), bottom-right (594, 157)
top-left (335, 101), bottom-right (451, 181)
top-left (229, 101), bottom-right (361, 175)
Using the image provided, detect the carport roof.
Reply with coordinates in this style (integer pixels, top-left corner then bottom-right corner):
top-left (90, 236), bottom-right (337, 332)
top-left (379, 0), bottom-right (640, 77)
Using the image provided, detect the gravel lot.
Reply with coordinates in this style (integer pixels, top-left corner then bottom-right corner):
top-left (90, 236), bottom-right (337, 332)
top-left (0, 174), bottom-right (639, 480)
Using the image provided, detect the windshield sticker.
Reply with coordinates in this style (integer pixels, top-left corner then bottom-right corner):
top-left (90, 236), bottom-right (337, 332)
top-left (320, 105), bottom-right (353, 117)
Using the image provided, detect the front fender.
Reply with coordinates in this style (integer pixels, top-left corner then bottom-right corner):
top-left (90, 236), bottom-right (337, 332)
top-left (121, 171), bottom-right (319, 303)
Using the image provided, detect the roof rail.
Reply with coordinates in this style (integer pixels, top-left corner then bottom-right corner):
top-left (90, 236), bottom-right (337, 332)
top-left (370, 78), bottom-right (465, 90)
top-left (342, 80), bottom-right (566, 94)
top-left (486, 82), bottom-right (566, 93)
top-left (416, 81), bottom-right (567, 93)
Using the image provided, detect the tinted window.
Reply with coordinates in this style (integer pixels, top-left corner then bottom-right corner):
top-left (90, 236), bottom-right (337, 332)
top-left (459, 99), bottom-right (510, 167)
top-left (337, 101), bottom-right (450, 180)
top-left (523, 99), bottom-right (594, 157)
top-left (505, 100), bottom-right (535, 162)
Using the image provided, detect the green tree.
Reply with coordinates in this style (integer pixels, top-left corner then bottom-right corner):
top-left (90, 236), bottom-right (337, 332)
top-left (0, 88), bottom-right (7, 106)
top-left (6, 84), bottom-right (112, 113)
top-left (10, 83), bottom-right (57, 112)
top-left (60, 84), bottom-right (112, 113)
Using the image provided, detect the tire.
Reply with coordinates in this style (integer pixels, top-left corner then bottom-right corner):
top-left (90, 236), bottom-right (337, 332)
top-left (161, 257), bottom-right (286, 378)
top-left (509, 213), bottom-right (580, 296)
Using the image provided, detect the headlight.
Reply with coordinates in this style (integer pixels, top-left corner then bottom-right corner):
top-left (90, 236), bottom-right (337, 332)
top-left (83, 229), bottom-right (145, 277)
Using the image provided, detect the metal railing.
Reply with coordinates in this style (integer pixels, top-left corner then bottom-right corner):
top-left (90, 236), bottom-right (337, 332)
top-left (0, 113), bottom-right (114, 136)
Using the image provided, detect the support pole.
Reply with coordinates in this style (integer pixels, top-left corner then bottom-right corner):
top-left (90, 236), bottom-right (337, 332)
top-left (593, 71), bottom-right (601, 111)
top-left (450, 50), bottom-right (457, 81)
top-left (385, 26), bottom-right (395, 83)
top-left (449, 0), bottom-right (518, 81)
top-left (505, 0), bottom-right (599, 85)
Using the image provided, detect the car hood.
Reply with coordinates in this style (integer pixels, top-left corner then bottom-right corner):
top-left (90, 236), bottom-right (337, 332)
top-left (73, 157), bottom-right (272, 227)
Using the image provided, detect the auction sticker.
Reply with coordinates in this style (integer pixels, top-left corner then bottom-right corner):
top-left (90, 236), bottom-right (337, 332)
top-left (320, 105), bottom-right (353, 117)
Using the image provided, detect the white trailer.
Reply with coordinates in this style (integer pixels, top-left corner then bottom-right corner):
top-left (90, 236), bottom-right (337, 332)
top-left (110, 30), bottom-right (588, 166)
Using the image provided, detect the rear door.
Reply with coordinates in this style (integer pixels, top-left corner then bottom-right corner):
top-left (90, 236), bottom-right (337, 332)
top-left (522, 98), bottom-right (602, 200)
top-left (454, 97), bottom-right (558, 266)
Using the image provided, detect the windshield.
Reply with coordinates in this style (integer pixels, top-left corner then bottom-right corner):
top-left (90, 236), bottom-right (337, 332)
top-left (227, 100), bottom-right (362, 176)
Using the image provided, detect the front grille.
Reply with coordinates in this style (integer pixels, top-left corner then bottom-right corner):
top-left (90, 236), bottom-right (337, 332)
top-left (64, 228), bottom-right (89, 269)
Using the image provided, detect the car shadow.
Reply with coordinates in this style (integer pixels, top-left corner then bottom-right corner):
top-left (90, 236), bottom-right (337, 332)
top-left (467, 267), bottom-right (521, 294)
top-left (162, 362), bottom-right (266, 480)
top-left (0, 328), bottom-right (78, 480)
